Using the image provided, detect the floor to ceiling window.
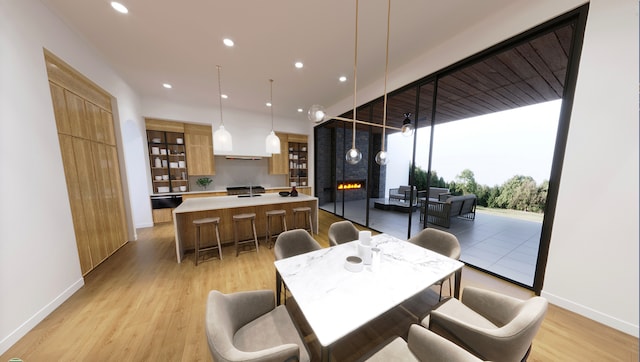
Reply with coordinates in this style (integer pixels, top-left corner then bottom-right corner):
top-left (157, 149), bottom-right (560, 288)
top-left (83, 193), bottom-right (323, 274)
top-left (315, 5), bottom-right (588, 291)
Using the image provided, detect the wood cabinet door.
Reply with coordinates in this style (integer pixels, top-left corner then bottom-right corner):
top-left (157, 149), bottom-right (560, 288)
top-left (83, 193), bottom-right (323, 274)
top-left (50, 83), bottom-right (72, 136)
top-left (58, 135), bottom-right (93, 274)
top-left (184, 123), bottom-right (215, 175)
top-left (64, 90), bottom-right (92, 140)
top-left (268, 132), bottom-right (288, 175)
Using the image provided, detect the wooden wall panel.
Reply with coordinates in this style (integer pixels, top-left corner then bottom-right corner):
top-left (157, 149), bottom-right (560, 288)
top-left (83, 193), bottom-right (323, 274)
top-left (101, 110), bottom-right (116, 146)
top-left (50, 83), bottom-right (72, 135)
top-left (64, 91), bottom-right (91, 139)
top-left (184, 123), bottom-right (215, 175)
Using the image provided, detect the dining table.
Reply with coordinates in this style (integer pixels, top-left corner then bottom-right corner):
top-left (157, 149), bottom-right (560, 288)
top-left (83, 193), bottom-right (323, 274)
top-left (274, 233), bottom-right (464, 361)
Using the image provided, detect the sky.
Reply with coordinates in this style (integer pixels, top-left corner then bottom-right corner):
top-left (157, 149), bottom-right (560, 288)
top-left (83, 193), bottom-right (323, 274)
top-left (386, 99), bottom-right (561, 188)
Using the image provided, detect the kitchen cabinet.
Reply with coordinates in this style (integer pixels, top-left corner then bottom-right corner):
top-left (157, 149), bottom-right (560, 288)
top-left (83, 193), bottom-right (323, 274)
top-left (184, 123), bottom-right (215, 175)
top-left (268, 132), bottom-right (288, 175)
top-left (147, 130), bottom-right (189, 193)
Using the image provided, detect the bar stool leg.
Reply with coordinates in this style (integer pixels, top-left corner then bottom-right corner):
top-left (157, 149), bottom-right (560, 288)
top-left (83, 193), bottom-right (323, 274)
top-left (214, 222), bottom-right (222, 260)
top-left (251, 219), bottom-right (259, 252)
top-left (195, 224), bottom-right (201, 266)
top-left (307, 211), bottom-right (313, 234)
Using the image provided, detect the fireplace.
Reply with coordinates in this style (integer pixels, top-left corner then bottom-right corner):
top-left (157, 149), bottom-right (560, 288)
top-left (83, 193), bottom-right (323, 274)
top-left (337, 179), bottom-right (366, 190)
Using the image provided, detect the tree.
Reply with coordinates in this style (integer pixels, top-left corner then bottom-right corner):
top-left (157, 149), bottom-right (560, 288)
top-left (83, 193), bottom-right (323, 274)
top-left (494, 175), bottom-right (538, 211)
top-left (455, 169), bottom-right (478, 195)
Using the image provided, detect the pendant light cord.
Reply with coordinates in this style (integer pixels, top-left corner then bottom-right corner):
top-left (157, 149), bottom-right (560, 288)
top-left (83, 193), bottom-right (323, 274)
top-left (270, 79), bottom-right (274, 131)
top-left (352, 0), bottom-right (359, 150)
top-left (381, 0), bottom-right (391, 152)
top-left (216, 65), bottom-right (224, 126)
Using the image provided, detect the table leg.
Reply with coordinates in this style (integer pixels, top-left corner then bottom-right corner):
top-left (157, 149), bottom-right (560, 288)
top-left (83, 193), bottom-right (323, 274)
top-left (276, 271), bottom-right (282, 305)
top-left (454, 269), bottom-right (462, 299)
top-left (321, 345), bottom-right (331, 362)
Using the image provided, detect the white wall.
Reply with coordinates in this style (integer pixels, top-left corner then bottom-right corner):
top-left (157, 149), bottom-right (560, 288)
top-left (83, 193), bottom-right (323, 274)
top-left (541, 0), bottom-right (639, 337)
top-left (328, 0), bottom-right (639, 337)
top-left (0, 0), bottom-right (145, 353)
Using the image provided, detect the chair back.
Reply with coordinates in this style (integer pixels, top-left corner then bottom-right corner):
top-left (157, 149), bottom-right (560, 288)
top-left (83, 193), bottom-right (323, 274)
top-left (328, 220), bottom-right (360, 246)
top-left (274, 229), bottom-right (322, 260)
top-left (408, 228), bottom-right (461, 260)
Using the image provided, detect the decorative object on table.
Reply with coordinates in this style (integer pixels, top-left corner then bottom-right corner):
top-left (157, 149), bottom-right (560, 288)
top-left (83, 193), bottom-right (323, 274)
top-left (279, 191), bottom-right (290, 197)
top-left (344, 256), bottom-right (363, 272)
top-left (289, 186), bottom-right (298, 197)
top-left (212, 65), bottom-right (232, 153)
top-left (196, 177), bottom-right (213, 190)
top-left (357, 230), bottom-right (373, 264)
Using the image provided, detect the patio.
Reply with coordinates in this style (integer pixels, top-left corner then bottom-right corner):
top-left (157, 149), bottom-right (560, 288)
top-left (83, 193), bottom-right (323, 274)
top-left (320, 199), bottom-right (541, 286)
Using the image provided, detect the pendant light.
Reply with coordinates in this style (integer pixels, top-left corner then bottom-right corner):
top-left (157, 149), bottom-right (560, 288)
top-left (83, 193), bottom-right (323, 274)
top-left (375, 0), bottom-right (392, 166)
top-left (401, 112), bottom-right (414, 137)
top-left (265, 79), bottom-right (281, 154)
top-left (213, 65), bottom-right (232, 153)
top-left (345, 0), bottom-right (362, 165)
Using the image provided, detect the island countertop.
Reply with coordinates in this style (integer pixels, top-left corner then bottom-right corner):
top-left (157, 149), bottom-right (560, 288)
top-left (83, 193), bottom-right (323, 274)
top-left (174, 193), bottom-right (317, 214)
top-left (172, 193), bottom-right (318, 263)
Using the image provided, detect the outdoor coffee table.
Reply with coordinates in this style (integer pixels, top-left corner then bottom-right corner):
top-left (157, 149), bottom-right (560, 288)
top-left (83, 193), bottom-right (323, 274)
top-left (274, 233), bottom-right (464, 361)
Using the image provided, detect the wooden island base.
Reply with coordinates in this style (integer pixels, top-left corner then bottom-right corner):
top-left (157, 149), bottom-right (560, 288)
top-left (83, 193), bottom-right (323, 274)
top-left (173, 193), bottom-right (318, 262)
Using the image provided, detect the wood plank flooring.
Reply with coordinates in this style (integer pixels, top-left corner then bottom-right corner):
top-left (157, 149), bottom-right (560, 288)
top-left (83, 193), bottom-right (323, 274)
top-left (2, 210), bottom-right (637, 361)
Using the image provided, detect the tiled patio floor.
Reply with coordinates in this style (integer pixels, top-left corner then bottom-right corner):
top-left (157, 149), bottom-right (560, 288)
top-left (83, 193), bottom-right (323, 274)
top-left (321, 199), bottom-right (541, 286)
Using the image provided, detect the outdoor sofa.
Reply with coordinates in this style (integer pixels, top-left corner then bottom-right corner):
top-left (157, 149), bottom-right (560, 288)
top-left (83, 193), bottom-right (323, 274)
top-left (426, 194), bottom-right (477, 228)
top-left (389, 185), bottom-right (417, 203)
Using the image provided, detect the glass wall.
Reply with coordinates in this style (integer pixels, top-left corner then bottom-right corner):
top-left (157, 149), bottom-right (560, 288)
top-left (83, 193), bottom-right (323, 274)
top-left (314, 8), bottom-right (586, 290)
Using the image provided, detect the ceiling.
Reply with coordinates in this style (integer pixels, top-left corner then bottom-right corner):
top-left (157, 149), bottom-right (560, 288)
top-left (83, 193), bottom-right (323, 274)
top-left (39, 0), bottom-right (534, 124)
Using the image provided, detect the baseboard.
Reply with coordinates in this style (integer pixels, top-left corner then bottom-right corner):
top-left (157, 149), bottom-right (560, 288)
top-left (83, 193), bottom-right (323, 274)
top-left (0, 278), bottom-right (84, 355)
top-left (541, 290), bottom-right (639, 338)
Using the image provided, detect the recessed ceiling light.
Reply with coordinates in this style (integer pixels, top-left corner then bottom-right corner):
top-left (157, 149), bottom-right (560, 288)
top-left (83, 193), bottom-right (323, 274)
top-left (294, 62), bottom-right (303, 69)
top-left (266, 102), bottom-right (272, 107)
top-left (223, 38), bottom-right (234, 47)
top-left (110, 1), bottom-right (128, 14)
top-left (162, 83), bottom-right (172, 89)
top-left (339, 76), bottom-right (347, 82)
top-left (297, 108), bottom-right (303, 113)
top-left (221, 94), bottom-right (228, 99)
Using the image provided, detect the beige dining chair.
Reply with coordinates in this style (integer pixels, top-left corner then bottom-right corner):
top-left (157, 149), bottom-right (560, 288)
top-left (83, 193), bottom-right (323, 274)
top-left (408, 228), bottom-right (461, 301)
top-left (205, 289), bottom-right (310, 362)
top-left (274, 229), bottom-right (322, 304)
top-left (423, 286), bottom-right (548, 362)
top-left (364, 324), bottom-right (483, 361)
top-left (328, 220), bottom-right (360, 246)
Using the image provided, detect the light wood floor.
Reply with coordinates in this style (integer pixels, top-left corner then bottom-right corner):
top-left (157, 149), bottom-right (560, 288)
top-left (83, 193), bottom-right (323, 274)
top-left (2, 210), bottom-right (637, 361)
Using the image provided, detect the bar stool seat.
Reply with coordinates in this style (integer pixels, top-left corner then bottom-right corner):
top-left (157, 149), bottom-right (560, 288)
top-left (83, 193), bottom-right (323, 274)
top-left (292, 206), bottom-right (313, 234)
top-left (233, 212), bottom-right (259, 256)
top-left (193, 216), bottom-right (222, 266)
top-left (265, 209), bottom-right (287, 248)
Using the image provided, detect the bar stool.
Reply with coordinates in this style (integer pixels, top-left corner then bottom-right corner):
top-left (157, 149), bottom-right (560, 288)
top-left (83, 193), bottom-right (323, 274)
top-left (292, 206), bottom-right (313, 234)
top-left (193, 217), bottom-right (222, 266)
top-left (232, 212), bottom-right (259, 256)
top-left (265, 209), bottom-right (287, 248)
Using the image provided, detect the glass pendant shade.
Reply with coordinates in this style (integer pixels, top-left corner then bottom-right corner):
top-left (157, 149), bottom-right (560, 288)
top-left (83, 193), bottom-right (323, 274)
top-left (401, 114), bottom-right (414, 137)
top-left (375, 150), bottom-right (389, 165)
top-left (213, 125), bottom-right (232, 153)
top-left (265, 130), bottom-right (281, 154)
top-left (308, 104), bottom-right (326, 123)
top-left (345, 148), bottom-right (362, 165)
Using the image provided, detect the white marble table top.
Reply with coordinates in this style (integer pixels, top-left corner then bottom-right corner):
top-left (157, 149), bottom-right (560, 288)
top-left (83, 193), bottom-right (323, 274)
top-left (274, 233), bottom-right (464, 347)
top-left (173, 193), bottom-right (317, 214)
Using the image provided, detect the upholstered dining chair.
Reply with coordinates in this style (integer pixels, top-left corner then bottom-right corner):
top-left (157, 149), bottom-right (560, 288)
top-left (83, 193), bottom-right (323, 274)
top-left (274, 229), bottom-right (322, 304)
top-left (328, 220), bottom-right (360, 247)
top-left (408, 228), bottom-right (461, 300)
top-left (364, 324), bottom-right (483, 361)
top-left (205, 289), bottom-right (311, 362)
top-left (422, 287), bottom-right (548, 362)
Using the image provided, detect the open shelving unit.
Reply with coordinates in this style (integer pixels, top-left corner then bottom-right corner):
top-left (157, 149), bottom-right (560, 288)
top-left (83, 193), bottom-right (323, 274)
top-left (147, 130), bottom-right (189, 193)
top-left (288, 141), bottom-right (308, 187)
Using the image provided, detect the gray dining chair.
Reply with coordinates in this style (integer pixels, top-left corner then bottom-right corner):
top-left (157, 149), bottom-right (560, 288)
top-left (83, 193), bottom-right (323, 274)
top-left (274, 229), bottom-right (322, 304)
top-left (328, 220), bottom-right (360, 246)
top-left (408, 228), bottom-right (461, 300)
top-left (364, 324), bottom-right (483, 361)
top-left (422, 286), bottom-right (548, 362)
top-left (205, 289), bottom-right (311, 362)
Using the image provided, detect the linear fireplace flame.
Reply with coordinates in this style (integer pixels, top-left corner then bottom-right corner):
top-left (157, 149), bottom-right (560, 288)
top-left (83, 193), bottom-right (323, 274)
top-left (337, 180), bottom-right (366, 190)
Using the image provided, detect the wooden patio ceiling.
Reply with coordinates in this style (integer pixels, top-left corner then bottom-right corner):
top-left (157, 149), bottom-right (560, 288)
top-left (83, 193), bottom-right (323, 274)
top-left (330, 23), bottom-right (573, 133)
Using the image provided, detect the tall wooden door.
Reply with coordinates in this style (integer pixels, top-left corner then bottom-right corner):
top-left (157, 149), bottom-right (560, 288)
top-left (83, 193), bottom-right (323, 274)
top-left (46, 51), bottom-right (128, 275)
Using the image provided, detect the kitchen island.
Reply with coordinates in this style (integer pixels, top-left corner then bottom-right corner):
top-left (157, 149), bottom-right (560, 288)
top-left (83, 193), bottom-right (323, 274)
top-left (172, 193), bottom-right (318, 263)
